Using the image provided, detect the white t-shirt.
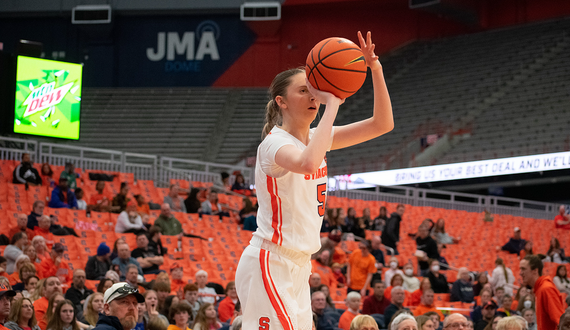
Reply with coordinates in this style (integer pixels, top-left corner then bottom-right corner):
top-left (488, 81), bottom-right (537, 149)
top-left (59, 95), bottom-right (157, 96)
top-left (252, 126), bottom-right (333, 255)
top-left (198, 286), bottom-right (217, 305)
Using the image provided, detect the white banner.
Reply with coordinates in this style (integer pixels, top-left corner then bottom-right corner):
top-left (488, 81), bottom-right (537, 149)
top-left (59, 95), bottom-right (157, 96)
top-left (332, 151), bottom-right (570, 188)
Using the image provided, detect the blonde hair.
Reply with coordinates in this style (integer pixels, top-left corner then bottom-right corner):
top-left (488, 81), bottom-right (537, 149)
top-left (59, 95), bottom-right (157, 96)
top-left (84, 292), bottom-right (104, 326)
top-left (496, 316), bottom-right (527, 330)
top-left (261, 67), bottom-right (305, 139)
top-left (350, 315), bottom-right (378, 330)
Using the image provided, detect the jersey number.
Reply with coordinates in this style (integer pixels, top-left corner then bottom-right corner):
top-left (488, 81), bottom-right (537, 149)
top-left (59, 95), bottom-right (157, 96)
top-left (317, 183), bottom-right (326, 217)
top-left (259, 317), bottom-right (270, 330)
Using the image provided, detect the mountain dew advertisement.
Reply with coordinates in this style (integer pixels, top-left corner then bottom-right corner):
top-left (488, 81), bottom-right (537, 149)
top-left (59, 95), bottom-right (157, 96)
top-left (14, 56), bottom-right (82, 140)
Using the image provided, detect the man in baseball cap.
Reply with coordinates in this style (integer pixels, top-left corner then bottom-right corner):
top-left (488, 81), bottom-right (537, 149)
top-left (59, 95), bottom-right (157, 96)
top-left (92, 282), bottom-right (144, 330)
top-left (0, 283), bottom-right (16, 329)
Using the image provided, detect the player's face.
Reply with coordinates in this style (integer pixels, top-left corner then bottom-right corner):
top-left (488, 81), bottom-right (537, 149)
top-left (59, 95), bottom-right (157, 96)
top-left (281, 73), bottom-right (318, 122)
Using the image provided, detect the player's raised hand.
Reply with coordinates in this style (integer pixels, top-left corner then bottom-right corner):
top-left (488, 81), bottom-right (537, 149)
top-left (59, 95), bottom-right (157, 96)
top-left (358, 31), bottom-right (381, 71)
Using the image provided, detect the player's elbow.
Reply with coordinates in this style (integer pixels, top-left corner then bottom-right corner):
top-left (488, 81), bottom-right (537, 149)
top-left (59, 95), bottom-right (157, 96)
top-left (300, 161), bottom-right (320, 175)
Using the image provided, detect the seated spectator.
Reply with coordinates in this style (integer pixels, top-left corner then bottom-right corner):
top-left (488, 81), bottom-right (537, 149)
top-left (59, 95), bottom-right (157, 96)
top-left (64, 269), bottom-right (93, 314)
top-left (131, 232), bottom-right (163, 276)
top-left (112, 182), bottom-right (131, 214)
top-left (4, 232), bottom-right (28, 274)
top-left (125, 264), bottom-right (145, 295)
top-left (546, 238), bottom-right (567, 263)
top-left (437, 243), bottom-right (450, 270)
top-left (311, 291), bottom-right (338, 330)
top-left (27, 201), bottom-right (46, 230)
top-left (474, 300), bottom-right (498, 330)
top-left (471, 289), bottom-right (493, 323)
top-left (33, 276), bottom-right (63, 323)
top-left (349, 315), bottom-right (379, 330)
top-left (48, 178), bottom-right (78, 209)
top-left (22, 275), bottom-right (39, 298)
top-left (60, 163), bottom-right (80, 190)
top-left (315, 284), bottom-right (336, 311)
top-left (24, 246), bottom-right (40, 269)
top-left (415, 223), bottom-right (439, 276)
top-left (239, 199), bottom-right (257, 231)
top-left (217, 282), bottom-right (237, 323)
top-left (553, 265), bottom-right (570, 297)
top-left (402, 263), bottom-right (420, 292)
top-left (370, 206), bottom-right (387, 232)
top-left (111, 243), bottom-right (143, 280)
top-left (143, 290), bottom-right (169, 326)
top-left (383, 286), bottom-right (411, 327)
top-left (347, 240), bottom-right (376, 297)
top-left (77, 292), bottom-right (104, 326)
top-left (8, 214), bottom-right (35, 243)
top-left (195, 271), bottom-right (217, 305)
top-left (0, 283), bottom-right (16, 326)
top-left (384, 256), bottom-right (404, 287)
top-left (192, 303), bottom-right (221, 330)
top-left (494, 287), bottom-right (506, 308)
top-left (85, 243), bottom-right (112, 281)
top-left (5, 297), bottom-right (40, 330)
top-left (309, 273), bottom-right (322, 292)
top-left (152, 282), bottom-right (171, 314)
top-left (500, 227), bottom-right (526, 256)
top-left (135, 195), bottom-right (150, 216)
top-left (555, 205), bottom-right (570, 229)
top-left (343, 208), bottom-right (365, 238)
top-left (34, 215), bottom-right (77, 240)
top-left (370, 236), bottom-right (385, 268)
top-left (451, 267), bottom-right (474, 303)
top-left (169, 263), bottom-right (186, 298)
top-left (116, 201), bottom-right (146, 234)
top-left (443, 314), bottom-right (468, 330)
top-left (231, 173), bottom-right (250, 195)
top-left (415, 315), bottom-right (435, 330)
top-left (521, 308), bottom-right (536, 330)
top-left (75, 188), bottom-right (87, 211)
top-left (13, 153), bottom-right (41, 186)
top-left (32, 236), bottom-right (50, 262)
top-left (46, 299), bottom-right (79, 330)
top-left (490, 258), bottom-right (515, 296)
top-left (96, 279), bottom-right (114, 293)
top-left (311, 249), bottom-right (337, 289)
top-left (331, 263), bottom-right (346, 288)
top-left (520, 241), bottom-right (534, 259)
top-left (148, 226), bottom-right (167, 257)
top-left (8, 256), bottom-right (32, 286)
top-left (37, 243), bottom-right (72, 284)
top-left (339, 291), bottom-right (361, 330)
top-left (164, 184), bottom-right (186, 213)
top-left (167, 302), bottom-right (192, 330)
top-left (496, 316), bottom-right (527, 330)
top-left (154, 204), bottom-right (183, 236)
top-left (184, 188), bottom-right (202, 214)
top-left (412, 289), bottom-right (443, 320)
top-left (497, 295), bottom-right (517, 316)
top-left (360, 208), bottom-right (372, 230)
top-left (432, 218), bottom-right (460, 244)
top-left (473, 272), bottom-right (489, 297)
top-left (39, 163), bottom-right (55, 187)
top-left (327, 230), bottom-right (347, 266)
top-left (385, 274), bottom-right (406, 302)
top-left (90, 181), bottom-right (112, 212)
top-left (182, 284), bottom-right (200, 321)
top-left (200, 191), bottom-right (227, 218)
top-left (511, 286), bottom-right (529, 311)
top-left (220, 172), bottom-right (231, 191)
top-left (410, 278), bottom-right (432, 307)
top-left (362, 280), bottom-right (390, 315)
top-left (427, 259), bottom-right (448, 294)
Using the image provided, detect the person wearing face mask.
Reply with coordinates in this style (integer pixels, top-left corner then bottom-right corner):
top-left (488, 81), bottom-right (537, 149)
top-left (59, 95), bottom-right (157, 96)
top-left (427, 260), bottom-right (448, 294)
top-left (13, 153), bottom-right (42, 186)
top-left (384, 257), bottom-right (403, 288)
top-left (516, 295), bottom-right (534, 314)
top-left (402, 263), bottom-right (420, 292)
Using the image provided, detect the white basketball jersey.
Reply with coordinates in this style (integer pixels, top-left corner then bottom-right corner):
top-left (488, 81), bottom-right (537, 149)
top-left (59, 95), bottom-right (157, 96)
top-left (252, 126), bottom-right (333, 255)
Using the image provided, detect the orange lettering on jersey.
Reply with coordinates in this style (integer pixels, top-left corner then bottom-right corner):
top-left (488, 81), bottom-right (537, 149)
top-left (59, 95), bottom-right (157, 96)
top-left (304, 165), bottom-right (328, 181)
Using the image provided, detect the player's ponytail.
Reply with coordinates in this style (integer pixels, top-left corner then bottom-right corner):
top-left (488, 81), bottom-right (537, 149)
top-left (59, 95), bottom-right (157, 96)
top-left (262, 67), bottom-right (305, 139)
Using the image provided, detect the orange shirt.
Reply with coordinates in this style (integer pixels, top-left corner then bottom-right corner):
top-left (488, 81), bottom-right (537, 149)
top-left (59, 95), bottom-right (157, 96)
top-left (511, 299), bottom-right (519, 311)
top-left (555, 215), bottom-right (570, 229)
top-left (339, 310), bottom-right (359, 330)
top-left (137, 203), bottom-right (150, 216)
top-left (333, 246), bottom-right (347, 265)
top-left (33, 228), bottom-right (54, 248)
top-left (170, 279), bottom-right (187, 298)
top-left (37, 257), bottom-right (72, 283)
top-left (311, 259), bottom-right (338, 289)
top-left (348, 249), bottom-right (377, 291)
top-left (34, 296), bottom-right (49, 326)
top-left (534, 275), bottom-right (565, 330)
top-left (8, 227), bottom-right (35, 241)
top-left (8, 272), bottom-right (20, 287)
top-left (217, 297), bottom-right (236, 323)
top-left (90, 192), bottom-right (112, 206)
top-left (409, 289), bottom-right (423, 306)
top-left (413, 304), bottom-right (444, 320)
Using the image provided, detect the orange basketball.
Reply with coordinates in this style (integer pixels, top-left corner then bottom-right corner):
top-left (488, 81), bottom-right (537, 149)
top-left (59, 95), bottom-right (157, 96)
top-left (305, 37), bottom-right (367, 99)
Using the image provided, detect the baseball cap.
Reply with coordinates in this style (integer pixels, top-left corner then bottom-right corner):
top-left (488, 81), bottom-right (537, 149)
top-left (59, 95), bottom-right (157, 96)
top-left (514, 227), bottom-right (521, 232)
top-left (53, 243), bottom-right (65, 253)
top-left (170, 262), bottom-right (182, 272)
top-left (104, 282), bottom-right (145, 304)
top-left (0, 283), bottom-right (16, 299)
top-left (482, 300), bottom-right (498, 309)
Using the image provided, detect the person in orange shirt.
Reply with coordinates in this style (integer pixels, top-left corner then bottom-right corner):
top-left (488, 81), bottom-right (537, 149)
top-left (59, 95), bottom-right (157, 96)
top-left (331, 263), bottom-right (346, 287)
top-left (8, 214), bottom-right (35, 242)
top-left (329, 230), bottom-right (347, 265)
top-left (410, 277), bottom-right (432, 306)
top-left (217, 281), bottom-right (238, 323)
top-left (8, 255), bottom-right (31, 286)
top-left (89, 181), bottom-right (113, 212)
top-left (520, 254), bottom-right (565, 330)
top-left (338, 291), bottom-right (361, 330)
top-left (169, 263), bottom-right (187, 298)
top-left (33, 216), bottom-right (55, 248)
top-left (347, 240), bottom-right (377, 297)
top-left (311, 249), bottom-right (338, 289)
top-left (412, 289), bottom-right (444, 321)
top-left (555, 205), bottom-right (570, 229)
top-left (135, 194), bottom-right (151, 216)
top-left (32, 236), bottom-right (51, 262)
top-left (33, 276), bottom-right (63, 323)
top-left (37, 243), bottom-right (72, 284)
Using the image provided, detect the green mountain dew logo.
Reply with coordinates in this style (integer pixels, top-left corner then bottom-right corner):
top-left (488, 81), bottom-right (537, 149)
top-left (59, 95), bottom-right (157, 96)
top-left (14, 56), bottom-right (83, 140)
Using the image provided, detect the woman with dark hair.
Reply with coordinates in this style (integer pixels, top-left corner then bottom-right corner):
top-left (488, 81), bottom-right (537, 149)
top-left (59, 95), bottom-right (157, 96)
top-left (184, 188), bottom-right (202, 214)
top-left (217, 282), bottom-right (238, 323)
top-left (432, 219), bottom-right (460, 244)
top-left (22, 275), bottom-right (39, 299)
top-left (410, 278), bottom-right (431, 306)
top-left (112, 182), bottom-right (130, 213)
top-left (5, 297), bottom-right (41, 330)
top-left (11, 262), bottom-right (36, 291)
top-left (231, 173), bottom-right (250, 195)
top-left (96, 279), bottom-right (113, 294)
top-left (326, 208), bottom-right (341, 231)
top-left (39, 293), bottom-right (65, 330)
top-left (553, 265), bottom-right (570, 296)
top-left (342, 207), bottom-right (358, 234)
top-left (520, 241), bottom-right (533, 258)
top-left (482, 315), bottom-right (503, 330)
top-left (360, 208), bottom-right (372, 230)
top-left (160, 296), bottom-right (179, 320)
top-left (547, 237), bottom-right (567, 263)
top-left (40, 163), bottom-right (55, 187)
top-left (135, 195), bottom-right (151, 216)
top-left (371, 206), bottom-right (387, 231)
top-left (316, 284), bottom-right (336, 311)
top-left (239, 199), bottom-right (257, 231)
top-left (46, 299), bottom-right (79, 330)
top-left (473, 272), bottom-right (489, 297)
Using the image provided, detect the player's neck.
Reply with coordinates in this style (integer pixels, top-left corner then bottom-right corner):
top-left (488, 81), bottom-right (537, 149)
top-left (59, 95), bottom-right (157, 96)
top-left (280, 122), bottom-right (310, 145)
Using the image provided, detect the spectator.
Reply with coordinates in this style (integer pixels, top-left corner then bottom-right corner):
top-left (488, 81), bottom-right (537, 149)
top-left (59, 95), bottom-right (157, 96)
top-left (328, 230), bottom-right (347, 266)
top-left (311, 291), bottom-right (337, 330)
top-left (11, 260), bottom-right (36, 291)
top-left (512, 287), bottom-right (529, 311)
top-left (231, 173), bottom-right (249, 195)
top-left (349, 315), bottom-right (378, 330)
top-left (495, 316), bottom-right (527, 330)
top-left (443, 314), bottom-right (468, 330)
top-left (5, 297), bottom-right (40, 330)
top-left (423, 312), bottom-right (440, 330)
top-left (547, 238), bottom-right (567, 263)
top-left (497, 295), bottom-right (517, 316)
top-left (217, 282), bottom-right (237, 323)
top-left (24, 246), bottom-right (40, 268)
top-left (27, 201), bottom-right (46, 230)
top-left (184, 188), bottom-right (202, 214)
top-left (8, 214), bottom-right (34, 243)
top-left (555, 205), bottom-right (570, 229)
top-left (474, 300), bottom-right (498, 330)
top-left (38, 292), bottom-right (64, 330)
top-left (33, 276), bottom-right (62, 323)
top-left (164, 184), bottom-right (186, 213)
top-left (362, 280), bottom-right (391, 315)
top-left (331, 263), bottom-right (346, 288)
top-left (46, 299), bottom-right (79, 330)
top-left (431, 219), bottom-right (460, 244)
top-left (131, 233), bottom-right (163, 275)
top-left (22, 276), bottom-right (39, 299)
top-left (238, 199), bottom-right (257, 231)
top-left (60, 163), bottom-right (80, 190)
top-left (384, 256), bottom-right (404, 287)
top-left (153, 204), bottom-right (183, 236)
top-left (48, 178), bottom-right (78, 209)
top-left (437, 243), bottom-right (450, 270)
top-left (97, 280), bottom-right (114, 294)
top-left (309, 274), bottom-right (322, 292)
top-left (40, 163), bottom-right (55, 188)
top-left (490, 258), bottom-right (515, 296)
top-left (147, 227), bottom-right (167, 258)
top-left (90, 181), bottom-right (112, 213)
top-left (520, 241), bottom-right (534, 259)
top-left (494, 287), bottom-right (506, 309)
top-left (416, 315), bottom-right (435, 330)
top-left (342, 208), bottom-right (358, 235)
top-left (32, 217), bottom-right (54, 246)
top-left (360, 208), bottom-right (372, 230)
top-left (65, 270), bottom-right (93, 314)
top-left (182, 284), bottom-right (200, 322)
top-left (4, 233), bottom-right (28, 274)
top-left (194, 271), bottom-right (216, 305)
top-left (13, 153), bottom-right (41, 186)
top-left (219, 172), bottom-right (231, 192)
top-left (519, 255), bottom-right (565, 330)
top-left (390, 313), bottom-right (417, 330)
top-left (161, 296), bottom-right (181, 327)
top-left (311, 249), bottom-right (337, 289)
top-left (85, 243), bottom-right (112, 281)
top-left (147, 317), bottom-right (167, 330)
top-left (412, 289), bottom-right (443, 321)
top-left (315, 284), bottom-right (336, 312)
top-left (471, 289), bottom-right (493, 324)
top-left (383, 286), bottom-right (410, 325)
top-left (93, 283), bottom-right (145, 330)
top-left (347, 240), bottom-right (376, 297)
top-left (116, 201), bottom-right (145, 234)
top-left (124, 265), bottom-right (144, 295)
top-left (151, 281), bottom-right (170, 313)
top-left (112, 182), bottom-right (131, 214)
top-left (402, 263), bottom-right (420, 292)
top-left (200, 192), bottom-right (224, 217)
top-left (143, 290), bottom-right (168, 326)
top-left (427, 259), bottom-right (448, 294)
top-left (500, 228), bottom-right (526, 256)
top-left (192, 303), bottom-right (221, 330)
top-left (0, 283), bottom-right (16, 327)
top-left (371, 206), bottom-right (388, 232)
top-left (8, 256), bottom-right (31, 287)
top-left (77, 293), bottom-right (104, 326)
top-left (385, 274), bottom-right (406, 302)
top-left (553, 265), bottom-right (570, 297)
top-left (451, 267), bottom-right (474, 303)
top-left (37, 243), bottom-right (72, 284)
top-left (339, 291), bottom-right (361, 330)
top-left (326, 209), bottom-right (341, 232)
top-left (516, 294), bottom-right (534, 314)
top-left (416, 223), bottom-right (439, 276)
top-left (410, 278), bottom-right (432, 307)
top-left (473, 272), bottom-right (489, 297)
top-left (111, 243), bottom-right (143, 280)
top-left (167, 302), bottom-right (192, 330)
top-left (75, 189), bottom-right (87, 211)
top-left (381, 204), bottom-right (405, 255)
top-left (521, 309), bottom-right (536, 330)
top-left (134, 195), bottom-right (150, 217)
top-left (370, 236), bottom-right (385, 268)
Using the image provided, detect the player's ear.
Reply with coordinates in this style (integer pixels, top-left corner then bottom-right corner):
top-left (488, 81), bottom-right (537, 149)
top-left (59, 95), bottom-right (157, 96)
top-left (275, 95), bottom-right (287, 109)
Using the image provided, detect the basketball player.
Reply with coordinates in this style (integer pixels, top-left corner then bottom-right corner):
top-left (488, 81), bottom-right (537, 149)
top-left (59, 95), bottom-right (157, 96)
top-left (235, 31), bottom-right (393, 330)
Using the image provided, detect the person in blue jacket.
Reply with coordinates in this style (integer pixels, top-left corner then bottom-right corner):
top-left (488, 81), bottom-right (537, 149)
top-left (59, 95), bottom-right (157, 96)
top-left (48, 177), bottom-right (78, 209)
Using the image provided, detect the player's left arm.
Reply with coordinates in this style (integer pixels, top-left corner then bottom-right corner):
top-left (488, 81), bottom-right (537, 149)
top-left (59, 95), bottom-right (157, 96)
top-left (331, 31), bottom-right (394, 151)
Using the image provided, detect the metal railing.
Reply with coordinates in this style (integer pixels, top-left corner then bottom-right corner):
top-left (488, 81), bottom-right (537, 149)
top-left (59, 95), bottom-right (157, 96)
top-left (159, 156), bottom-right (253, 184)
top-left (0, 137), bottom-right (38, 162)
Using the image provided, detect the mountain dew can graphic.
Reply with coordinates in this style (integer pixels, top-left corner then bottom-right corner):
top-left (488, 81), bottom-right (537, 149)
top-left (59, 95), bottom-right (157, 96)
top-left (14, 56), bottom-right (83, 140)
